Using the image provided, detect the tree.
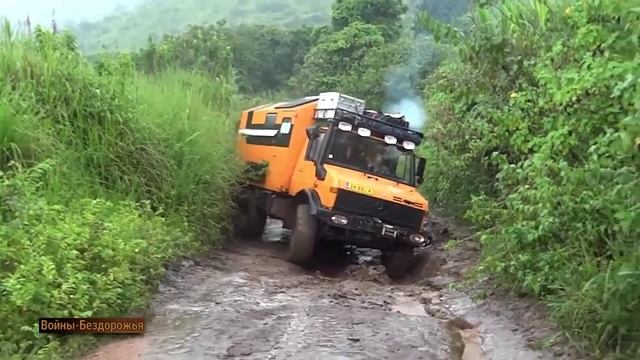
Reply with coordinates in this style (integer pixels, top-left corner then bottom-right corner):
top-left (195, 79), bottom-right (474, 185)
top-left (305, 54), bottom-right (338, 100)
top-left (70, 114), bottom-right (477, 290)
top-left (133, 23), bottom-right (233, 79)
top-left (291, 0), bottom-right (414, 106)
top-left (224, 24), bottom-right (318, 93)
top-left (414, 0), bottom-right (471, 23)
top-left (290, 22), bottom-right (406, 107)
top-left (331, 0), bottom-right (408, 41)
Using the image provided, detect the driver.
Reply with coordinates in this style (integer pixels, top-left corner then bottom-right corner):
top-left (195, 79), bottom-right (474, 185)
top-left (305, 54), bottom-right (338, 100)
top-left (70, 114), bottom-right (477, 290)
top-left (361, 143), bottom-right (387, 173)
top-left (340, 136), bottom-right (395, 177)
top-left (351, 142), bottom-right (373, 170)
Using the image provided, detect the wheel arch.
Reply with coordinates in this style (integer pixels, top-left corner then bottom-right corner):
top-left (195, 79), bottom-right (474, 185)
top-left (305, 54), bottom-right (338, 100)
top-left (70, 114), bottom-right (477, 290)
top-left (293, 188), bottom-right (321, 215)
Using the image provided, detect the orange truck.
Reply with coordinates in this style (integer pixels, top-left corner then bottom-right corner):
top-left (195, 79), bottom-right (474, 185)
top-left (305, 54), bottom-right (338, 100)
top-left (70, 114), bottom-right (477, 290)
top-left (233, 92), bottom-right (430, 279)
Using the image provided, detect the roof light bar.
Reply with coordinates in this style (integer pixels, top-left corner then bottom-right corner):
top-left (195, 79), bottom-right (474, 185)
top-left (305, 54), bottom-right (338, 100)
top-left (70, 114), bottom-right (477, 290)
top-left (337, 121), bottom-right (352, 131)
top-left (357, 128), bottom-right (371, 137)
top-left (384, 135), bottom-right (397, 144)
top-left (402, 141), bottom-right (416, 150)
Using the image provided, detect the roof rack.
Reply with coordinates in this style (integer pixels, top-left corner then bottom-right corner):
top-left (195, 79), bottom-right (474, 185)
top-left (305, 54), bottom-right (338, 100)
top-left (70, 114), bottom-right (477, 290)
top-left (318, 108), bottom-right (424, 145)
top-left (274, 96), bottom-right (319, 109)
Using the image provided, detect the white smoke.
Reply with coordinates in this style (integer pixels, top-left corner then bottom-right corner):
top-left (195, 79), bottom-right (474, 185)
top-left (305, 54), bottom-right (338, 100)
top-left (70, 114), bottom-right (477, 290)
top-left (384, 96), bottom-right (427, 131)
top-left (382, 34), bottom-right (434, 131)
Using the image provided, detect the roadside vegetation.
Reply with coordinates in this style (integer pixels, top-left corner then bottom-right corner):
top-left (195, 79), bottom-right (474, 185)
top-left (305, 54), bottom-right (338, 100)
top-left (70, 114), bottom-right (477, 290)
top-left (0, 22), bottom-right (242, 358)
top-left (420, 1), bottom-right (639, 358)
top-left (1, 0), bottom-right (637, 358)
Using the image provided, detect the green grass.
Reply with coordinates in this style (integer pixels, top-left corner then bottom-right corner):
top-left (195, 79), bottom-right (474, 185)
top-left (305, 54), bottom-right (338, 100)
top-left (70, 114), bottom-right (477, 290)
top-left (0, 22), bottom-right (244, 358)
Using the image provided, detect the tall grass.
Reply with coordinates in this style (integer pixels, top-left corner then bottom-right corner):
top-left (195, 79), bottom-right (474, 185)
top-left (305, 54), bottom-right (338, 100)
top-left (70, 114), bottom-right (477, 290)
top-left (0, 22), bottom-right (243, 358)
top-left (132, 68), bottom-right (243, 240)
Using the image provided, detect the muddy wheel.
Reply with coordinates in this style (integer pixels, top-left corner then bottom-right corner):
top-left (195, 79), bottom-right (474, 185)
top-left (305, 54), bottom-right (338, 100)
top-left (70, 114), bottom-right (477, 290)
top-left (286, 203), bottom-right (317, 265)
top-left (382, 247), bottom-right (416, 280)
top-left (233, 196), bottom-right (267, 239)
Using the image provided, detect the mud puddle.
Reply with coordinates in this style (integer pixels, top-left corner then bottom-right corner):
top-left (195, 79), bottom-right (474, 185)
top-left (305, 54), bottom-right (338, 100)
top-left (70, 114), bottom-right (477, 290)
top-left (84, 218), bottom-right (579, 360)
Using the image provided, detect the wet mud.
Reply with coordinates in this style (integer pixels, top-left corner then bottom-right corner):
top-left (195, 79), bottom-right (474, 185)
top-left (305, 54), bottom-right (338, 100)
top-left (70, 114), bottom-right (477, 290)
top-left (84, 217), bottom-right (580, 360)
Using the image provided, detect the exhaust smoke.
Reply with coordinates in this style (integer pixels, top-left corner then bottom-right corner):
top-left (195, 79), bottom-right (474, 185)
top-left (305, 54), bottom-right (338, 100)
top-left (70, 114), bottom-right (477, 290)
top-left (384, 96), bottom-right (426, 131)
top-left (382, 34), bottom-right (433, 131)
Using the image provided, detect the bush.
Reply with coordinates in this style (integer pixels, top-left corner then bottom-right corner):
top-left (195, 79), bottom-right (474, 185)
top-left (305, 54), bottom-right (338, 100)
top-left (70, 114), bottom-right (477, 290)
top-left (420, 0), bottom-right (640, 357)
top-left (0, 162), bottom-right (196, 358)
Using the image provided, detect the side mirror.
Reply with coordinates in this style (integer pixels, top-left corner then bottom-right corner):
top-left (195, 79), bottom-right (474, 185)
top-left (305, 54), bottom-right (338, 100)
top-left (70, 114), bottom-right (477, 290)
top-left (305, 125), bottom-right (327, 180)
top-left (306, 126), bottom-right (320, 140)
top-left (416, 157), bottom-right (426, 185)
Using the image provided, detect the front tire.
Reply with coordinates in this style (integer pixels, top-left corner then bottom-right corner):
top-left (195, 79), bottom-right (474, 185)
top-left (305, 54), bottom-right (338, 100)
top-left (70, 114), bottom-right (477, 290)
top-left (286, 203), bottom-right (317, 265)
top-left (382, 247), bottom-right (416, 280)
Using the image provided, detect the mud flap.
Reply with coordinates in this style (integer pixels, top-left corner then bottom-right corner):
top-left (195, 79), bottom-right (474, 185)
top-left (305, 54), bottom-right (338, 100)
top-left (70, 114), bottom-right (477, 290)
top-left (233, 188), bottom-right (267, 239)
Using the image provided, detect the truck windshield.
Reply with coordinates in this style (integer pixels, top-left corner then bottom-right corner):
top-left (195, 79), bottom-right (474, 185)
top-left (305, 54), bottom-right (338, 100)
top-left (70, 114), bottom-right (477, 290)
top-left (325, 129), bottom-right (415, 185)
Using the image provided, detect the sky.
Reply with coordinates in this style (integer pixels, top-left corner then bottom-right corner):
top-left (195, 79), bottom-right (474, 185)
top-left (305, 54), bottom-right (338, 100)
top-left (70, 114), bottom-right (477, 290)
top-left (0, 0), bottom-right (140, 26)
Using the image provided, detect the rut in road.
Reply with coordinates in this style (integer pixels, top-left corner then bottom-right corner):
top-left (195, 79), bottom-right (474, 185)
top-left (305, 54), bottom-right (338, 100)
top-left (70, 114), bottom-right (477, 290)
top-left (85, 218), bottom-right (577, 360)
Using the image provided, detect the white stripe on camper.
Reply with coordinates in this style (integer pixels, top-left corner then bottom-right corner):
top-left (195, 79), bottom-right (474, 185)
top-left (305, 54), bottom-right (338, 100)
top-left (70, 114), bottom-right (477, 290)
top-left (238, 129), bottom-right (279, 137)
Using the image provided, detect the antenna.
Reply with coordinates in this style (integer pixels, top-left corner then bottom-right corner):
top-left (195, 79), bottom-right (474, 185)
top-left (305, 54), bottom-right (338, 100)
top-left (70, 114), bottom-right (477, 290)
top-left (51, 9), bottom-right (57, 34)
top-left (26, 15), bottom-right (32, 36)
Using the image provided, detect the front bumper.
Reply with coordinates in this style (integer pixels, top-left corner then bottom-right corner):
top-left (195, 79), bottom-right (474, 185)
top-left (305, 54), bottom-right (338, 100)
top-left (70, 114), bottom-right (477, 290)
top-left (315, 207), bottom-right (429, 249)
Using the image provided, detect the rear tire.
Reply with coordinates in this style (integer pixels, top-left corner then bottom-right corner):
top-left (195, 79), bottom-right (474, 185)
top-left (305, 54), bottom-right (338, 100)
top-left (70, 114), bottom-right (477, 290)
top-left (382, 247), bottom-right (416, 280)
top-left (286, 204), bottom-right (317, 265)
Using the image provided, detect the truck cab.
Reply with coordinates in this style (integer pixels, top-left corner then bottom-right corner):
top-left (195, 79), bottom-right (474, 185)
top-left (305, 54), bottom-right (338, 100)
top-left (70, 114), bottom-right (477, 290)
top-left (234, 92), bottom-right (430, 279)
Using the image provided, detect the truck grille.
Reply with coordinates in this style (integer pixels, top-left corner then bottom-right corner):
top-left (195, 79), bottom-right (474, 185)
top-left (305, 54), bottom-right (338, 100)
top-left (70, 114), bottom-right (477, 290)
top-left (332, 190), bottom-right (423, 230)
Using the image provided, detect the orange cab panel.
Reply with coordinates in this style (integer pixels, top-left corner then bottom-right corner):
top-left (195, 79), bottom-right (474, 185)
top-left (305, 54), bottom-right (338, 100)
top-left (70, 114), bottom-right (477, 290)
top-left (237, 99), bottom-right (318, 193)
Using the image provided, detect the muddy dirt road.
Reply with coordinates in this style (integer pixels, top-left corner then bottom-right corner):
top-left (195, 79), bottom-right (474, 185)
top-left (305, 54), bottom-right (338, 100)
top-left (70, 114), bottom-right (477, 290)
top-left (85, 218), bottom-right (577, 360)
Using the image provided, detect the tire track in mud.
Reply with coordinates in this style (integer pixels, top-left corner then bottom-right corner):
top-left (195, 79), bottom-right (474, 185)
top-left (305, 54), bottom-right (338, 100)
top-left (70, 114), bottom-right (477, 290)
top-left (84, 218), bottom-right (578, 360)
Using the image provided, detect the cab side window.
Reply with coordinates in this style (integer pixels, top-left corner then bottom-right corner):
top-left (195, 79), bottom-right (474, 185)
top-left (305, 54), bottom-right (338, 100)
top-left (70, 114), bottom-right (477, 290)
top-left (394, 153), bottom-right (414, 182)
top-left (395, 156), bottom-right (409, 179)
top-left (265, 113), bottom-right (277, 126)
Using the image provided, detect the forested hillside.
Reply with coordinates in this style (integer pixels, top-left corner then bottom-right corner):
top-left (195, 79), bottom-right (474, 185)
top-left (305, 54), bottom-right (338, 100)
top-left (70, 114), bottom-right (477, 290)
top-left (65, 0), bottom-right (472, 55)
top-left (0, 0), bottom-right (638, 359)
top-left (68, 0), bottom-right (334, 54)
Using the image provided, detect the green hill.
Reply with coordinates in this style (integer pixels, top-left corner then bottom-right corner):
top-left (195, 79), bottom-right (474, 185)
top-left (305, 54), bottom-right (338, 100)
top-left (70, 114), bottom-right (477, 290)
top-left (68, 0), bottom-right (333, 54)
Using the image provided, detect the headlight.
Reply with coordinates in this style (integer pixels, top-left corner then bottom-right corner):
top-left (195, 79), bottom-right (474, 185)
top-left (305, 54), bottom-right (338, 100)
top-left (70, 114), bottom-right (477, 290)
top-left (331, 215), bottom-right (349, 225)
top-left (409, 234), bottom-right (426, 244)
